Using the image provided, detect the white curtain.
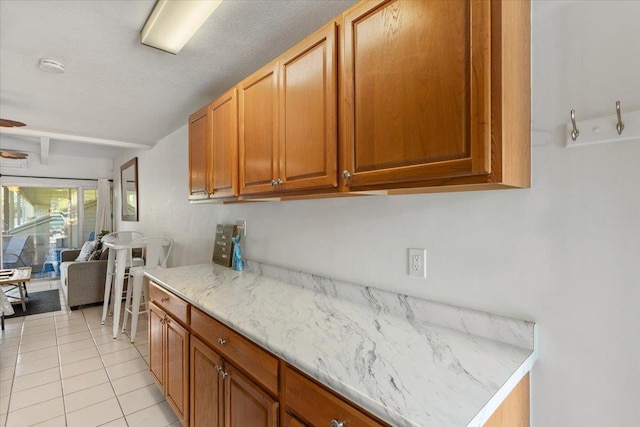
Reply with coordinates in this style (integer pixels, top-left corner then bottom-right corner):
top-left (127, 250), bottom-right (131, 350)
top-left (95, 178), bottom-right (112, 236)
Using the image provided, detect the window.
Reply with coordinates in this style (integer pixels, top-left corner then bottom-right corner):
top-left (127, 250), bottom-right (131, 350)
top-left (1, 184), bottom-right (111, 279)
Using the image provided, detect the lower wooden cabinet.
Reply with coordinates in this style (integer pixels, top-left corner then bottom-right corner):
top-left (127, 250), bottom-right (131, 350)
top-left (225, 364), bottom-right (279, 426)
top-left (284, 366), bottom-right (387, 427)
top-left (149, 301), bottom-right (190, 426)
top-left (190, 336), bottom-right (224, 426)
top-left (190, 336), bottom-right (278, 427)
top-left (284, 413), bottom-right (306, 427)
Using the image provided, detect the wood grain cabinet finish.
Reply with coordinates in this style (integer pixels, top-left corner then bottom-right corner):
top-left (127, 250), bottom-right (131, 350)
top-left (340, 0), bottom-right (530, 193)
top-left (188, 105), bottom-right (210, 200)
top-left (188, 88), bottom-right (239, 200)
top-left (191, 307), bottom-right (279, 395)
top-left (284, 413), bottom-right (306, 427)
top-left (189, 0), bottom-right (529, 200)
top-left (149, 282), bottom-right (189, 324)
top-left (190, 333), bottom-right (279, 426)
top-left (284, 366), bottom-right (388, 427)
top-left (278, 21), bottom-right (338, 192)
top-left (238, 21), bottom-right (338, 197)
top-left (225, 363), bottom-right (279, 427)
top-left (209, 88), bottom-right (239, 199)
top-left (238, 60), bottom-right (279, 195)
top-left (149, 301), bottom-right (190, 426)
top-left (190, 336), bottom-right (224, 427)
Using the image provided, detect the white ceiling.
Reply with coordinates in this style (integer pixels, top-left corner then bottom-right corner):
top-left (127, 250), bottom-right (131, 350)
top-left (0, 0), bottom-right (357, 160)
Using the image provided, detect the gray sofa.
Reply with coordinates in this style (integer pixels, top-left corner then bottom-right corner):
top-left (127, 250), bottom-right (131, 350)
top-left (60, 249), bottom-right (108, 309)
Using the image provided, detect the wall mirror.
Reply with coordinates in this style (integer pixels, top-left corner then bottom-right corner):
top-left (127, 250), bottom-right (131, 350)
top-left (120, 157), bottom-right (139, 221)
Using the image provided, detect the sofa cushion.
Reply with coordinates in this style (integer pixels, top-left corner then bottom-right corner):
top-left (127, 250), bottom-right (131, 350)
top-left (75, 240), bottom-right (97, 261)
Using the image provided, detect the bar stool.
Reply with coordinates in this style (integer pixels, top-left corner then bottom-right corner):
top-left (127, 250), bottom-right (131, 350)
top-left (122, 237), bottom-right (173, 342)
top-left (100, 231), bottom-right (144, 333)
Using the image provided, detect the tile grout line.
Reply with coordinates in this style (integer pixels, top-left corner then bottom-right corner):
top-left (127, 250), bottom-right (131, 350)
top-left (1, 317), bottom-right (23, 427)
top-left (54, 299), bottom-right (70, 427)
top-left (3, 281), bottom-right (158, 427)
top-left (88, 297), bottom-right (132, 427)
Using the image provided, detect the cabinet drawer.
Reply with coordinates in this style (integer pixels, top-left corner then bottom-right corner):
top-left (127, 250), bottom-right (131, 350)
top-left (149, 282), bottom-right (190, 325)
top-left (191, 307), bottom-right (279, 395)
top-left (285, 366), bottom-right (386, 427)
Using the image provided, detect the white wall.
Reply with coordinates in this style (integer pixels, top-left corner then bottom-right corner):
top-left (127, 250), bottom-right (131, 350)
top-left (116, 2), bottom-right (640, 425)
top-left (0, 149), bottom-right (113, 183)
top-left (113, 126), bottom-right (221, 268)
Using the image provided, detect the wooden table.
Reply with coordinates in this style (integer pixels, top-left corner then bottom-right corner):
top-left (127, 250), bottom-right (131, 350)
top-left (0, 267), bottom-right (32, 330)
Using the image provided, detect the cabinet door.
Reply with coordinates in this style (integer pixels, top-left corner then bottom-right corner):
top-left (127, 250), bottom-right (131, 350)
top-left (278, 21), bottom-right (338, 192)
top-left (284, 413), bottom-right (306, 427)
top-left (285, 366), bottom-right (385, 427)
top-left (188, 105), bottom-right (211, 199)
top-left (238, 60), bottom-right (279, 195)
top-left (225, 364), bottom-right (278, 427)
top-left (165, 315), bottom-right (190, 424)
top-left (190, 336), bottom-right (224, 427)
top-left (149, 302), bottom-right (165, 387)
top-left (209, 87), bottom-right (239, 198)
top-left (341, 0), bottom-right (491, 189)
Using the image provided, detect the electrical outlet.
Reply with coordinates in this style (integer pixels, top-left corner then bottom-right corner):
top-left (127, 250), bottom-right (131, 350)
top-left (408, 248), bottom-right (427, 278)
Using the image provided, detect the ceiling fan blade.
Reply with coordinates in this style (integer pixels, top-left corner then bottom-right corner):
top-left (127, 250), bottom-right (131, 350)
top-left (0, 119), bottom-right (27, 127)
top-left (0, 150), bottom-right (29, 159)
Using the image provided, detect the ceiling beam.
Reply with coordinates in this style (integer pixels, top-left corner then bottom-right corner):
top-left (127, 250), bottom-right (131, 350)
top-left (0, 127), bottom-right (152, 150)
top-left (40, 136), bottom-right (50, 165)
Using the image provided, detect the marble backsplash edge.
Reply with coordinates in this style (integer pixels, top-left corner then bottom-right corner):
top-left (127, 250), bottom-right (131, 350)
top-left (246, 260), bottom-right (535, 350)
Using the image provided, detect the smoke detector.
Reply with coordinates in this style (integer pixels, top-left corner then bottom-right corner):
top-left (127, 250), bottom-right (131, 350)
top-left (38, 58), bottom-right (65, 73)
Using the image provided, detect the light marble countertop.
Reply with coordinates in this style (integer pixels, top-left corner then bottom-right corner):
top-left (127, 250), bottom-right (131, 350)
top-left (146, 261), bottom-right (537, 427)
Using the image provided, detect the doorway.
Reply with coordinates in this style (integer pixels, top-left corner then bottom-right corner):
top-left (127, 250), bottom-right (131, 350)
top-left (1, 185), bottom-right (101, 279)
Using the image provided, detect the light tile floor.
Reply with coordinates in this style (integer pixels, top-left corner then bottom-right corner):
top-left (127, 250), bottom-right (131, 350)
top-left (0, 280), bottom-right (180, 427)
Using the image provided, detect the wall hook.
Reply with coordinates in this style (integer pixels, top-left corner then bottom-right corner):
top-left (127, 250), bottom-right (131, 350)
top-left (615, 101), bottom-right (624, 135)
top-left (570, 109), bottom-right (579, 141)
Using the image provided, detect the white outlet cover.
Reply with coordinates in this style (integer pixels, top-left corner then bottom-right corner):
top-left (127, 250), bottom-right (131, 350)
top-left (408, 248), bottom-right (427, 278)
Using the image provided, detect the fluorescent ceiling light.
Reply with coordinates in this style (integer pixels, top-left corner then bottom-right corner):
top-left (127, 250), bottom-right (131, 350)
top-left (141, 0), bottom-right (222, 54)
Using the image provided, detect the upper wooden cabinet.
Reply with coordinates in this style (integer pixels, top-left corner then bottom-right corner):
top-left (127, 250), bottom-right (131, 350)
top-left (188, 88), bottom-right (239, 200)
top-left (188, 105), bottom-right (210, 200)
top-left (340, 0), bottom-right (530, 192)
top-left (238, 21), bottom-right (339, 196)
top-left (238, 60), bottom-right (279, 195)
top-left (209, 88), bottom-right (239, 199)
top-left (189, 0), bottom-right (530, 200)
top-left (278, 21), bottom-right (338, 192)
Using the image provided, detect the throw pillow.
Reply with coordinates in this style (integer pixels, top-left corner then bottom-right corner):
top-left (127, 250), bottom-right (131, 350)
top-left (75, 240), bottom-right (97, 262)
top-left (88, 240), bottom-right (104, 261)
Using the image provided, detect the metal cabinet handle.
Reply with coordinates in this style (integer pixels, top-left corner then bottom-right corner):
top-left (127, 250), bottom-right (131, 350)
top-left (219, 370), bottom-right (228, 380)
top-left (215, 365), bottom-right (222, 373)
top-left (217, 338), bottom-right (227, 346)
top-left (161, 296), bottom-right (169, 303)
top-left (342, 170), bottom-right (351, 186)
top-left (271, 180), bottom-right (277, 187)
top-left (330, 420), bottom-right (344, 427)
top-left (276, 178), bottom-right (283, 186)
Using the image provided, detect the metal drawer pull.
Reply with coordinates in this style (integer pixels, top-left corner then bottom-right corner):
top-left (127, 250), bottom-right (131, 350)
top-left (331, 420), bottom-right (344, 427)
top-left (161, 296), bottom-right (169, 303)
top-left (215, 365), bottom-right (222, 373)
top-left (217, 338), bottom-right (227, 345)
